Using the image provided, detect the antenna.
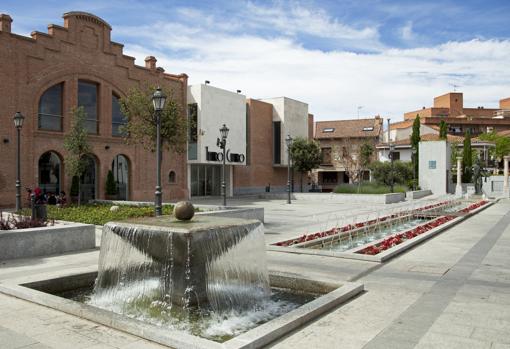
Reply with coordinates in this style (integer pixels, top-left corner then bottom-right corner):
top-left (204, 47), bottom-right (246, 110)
top-left (357, 106), bottom-right (363, 119)
top-left (449, 83), bottom-right (461, 92)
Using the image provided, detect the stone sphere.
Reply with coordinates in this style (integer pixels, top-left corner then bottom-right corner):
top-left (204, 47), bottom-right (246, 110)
top-left (110, 205), bottom-right (120, 212)
top-left (174, 201), bottom-right (195, 221)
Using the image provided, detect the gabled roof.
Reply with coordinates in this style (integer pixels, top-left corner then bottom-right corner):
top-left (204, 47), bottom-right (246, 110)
top-left (315, 117), bottom-right (383, 139)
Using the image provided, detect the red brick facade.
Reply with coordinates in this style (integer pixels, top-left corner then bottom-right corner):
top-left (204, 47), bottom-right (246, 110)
top-left (0, 12), bottom-right (188, 208)
top-left (233, 99), bottom-right (289, 193)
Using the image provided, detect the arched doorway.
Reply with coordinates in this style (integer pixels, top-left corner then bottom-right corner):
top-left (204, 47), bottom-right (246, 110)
top-left (112, 155), bottom-right (129, 200)
top-left (38, 151), bottom-right (61, 195)
top-left (81, 154), bottom-right (97, 203)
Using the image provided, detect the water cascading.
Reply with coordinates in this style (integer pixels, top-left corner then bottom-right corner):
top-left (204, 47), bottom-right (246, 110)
top-left (91, 213), bottom-right (270, 313)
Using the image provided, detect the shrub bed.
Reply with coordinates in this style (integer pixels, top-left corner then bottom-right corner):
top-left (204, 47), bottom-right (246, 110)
top-left (21, 203), bottom-right (173, 226)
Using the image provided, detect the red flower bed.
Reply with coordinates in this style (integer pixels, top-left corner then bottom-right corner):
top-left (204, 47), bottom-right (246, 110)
top-left (273, 200), bottom-right (453, 247)
top-left (357, 200), bottom-right (488, 256)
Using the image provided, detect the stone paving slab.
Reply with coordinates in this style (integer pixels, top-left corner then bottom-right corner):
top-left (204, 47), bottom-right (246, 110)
top-left (0, 197), bottom-right (509, 349)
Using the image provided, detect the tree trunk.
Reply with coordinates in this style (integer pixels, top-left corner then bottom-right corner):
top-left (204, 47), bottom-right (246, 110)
top-left (78, 175), bottom-right (81, 206)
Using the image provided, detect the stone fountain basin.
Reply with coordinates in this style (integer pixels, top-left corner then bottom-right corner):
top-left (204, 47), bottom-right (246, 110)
top-left (105, 215), bottom-right (261, 265)
top-left (0, 271), bottom-right (364, 349)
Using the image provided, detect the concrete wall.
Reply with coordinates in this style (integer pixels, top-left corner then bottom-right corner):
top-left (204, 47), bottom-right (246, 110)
top-left (0, 219), bottom-right (95, 261)
top-left (187, 84), bottom-right (246, 165)
top-left (378, 148), bottom-right (412, 162)
top-left (261, 97), bottom-right (309, 166)
top-left (419, 141), bottom-right (451, 195)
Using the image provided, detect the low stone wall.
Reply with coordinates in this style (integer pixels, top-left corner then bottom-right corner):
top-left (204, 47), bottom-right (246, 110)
top-left (0, 220), bottom-right (95, 261)
top-left (406, 190), bottom-right (432, 200)
top-left (196, 207), bottom-right (264, 223)
top-left (252, 192), bottom-right (406, 204)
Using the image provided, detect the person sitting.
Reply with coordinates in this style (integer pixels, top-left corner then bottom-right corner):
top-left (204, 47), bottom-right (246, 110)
top-left (47, 192), bottom-right (57, 205)
top-left (58, 191), bottom-right (67, 206)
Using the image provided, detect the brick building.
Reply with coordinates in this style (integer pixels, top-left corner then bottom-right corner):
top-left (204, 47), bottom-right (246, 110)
top-left (403, 92), bottom-right (510, 137)
top-left (313, 117), bottom-right (383, 191)
top-left (0, 12), bottom-right (189, 208)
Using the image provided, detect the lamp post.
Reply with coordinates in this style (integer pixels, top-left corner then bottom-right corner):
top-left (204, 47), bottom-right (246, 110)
top-left (13, 112), bottom-right (25, 211)
top-left (411, 147), bottom-right (417, 191)
top-left (217, 124), bottom-right (229, 206)
top-left (285, 134), bottom-right (293, 204)
top-left (152, 87), bottom-right (167, 216)
top-left (389, 144), bottom-right (395, 193)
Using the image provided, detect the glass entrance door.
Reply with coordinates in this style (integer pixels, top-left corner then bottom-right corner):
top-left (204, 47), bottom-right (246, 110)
top-left (190, 164), bottom-right (228, 197)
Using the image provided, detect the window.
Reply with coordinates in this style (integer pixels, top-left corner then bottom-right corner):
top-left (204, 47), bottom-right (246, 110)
top-left (321, 147), bottom-right (332, 165)
top-left (38, 151), bottom-right (61, 194)
top-left (188, 103), bottom-right (198, 160)
top-left (362, 127), bottom-right (374, 131)
top-left (391, 151), bottom-right (400, 161)
top-left (169, 170), bottom-right (176, 184)
top-left (321, 172), bottom-right (338, 184)
top-left (78, 81), bottom-right (98, 134)
top-left (112, 155), bottom-right (129, 200)
top-left (38, 83), bottom-right (63, 131)
top-left (323, 128), bottom-right (335, 133)
top-left (273, 121), bottom-right (281, 164)
top-left (112, 95), bottom-right (127, 136)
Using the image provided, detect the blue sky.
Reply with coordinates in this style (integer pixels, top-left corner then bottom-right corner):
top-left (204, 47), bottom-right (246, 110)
top-left (2, 0), bottom-right (510, 120)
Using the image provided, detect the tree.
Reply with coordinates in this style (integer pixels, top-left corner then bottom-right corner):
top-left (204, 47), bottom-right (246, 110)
top-left (370, 161), bottom-right (413, 187)
top-left (119, 84), bottom-right (188, 152)
top-left (450, 141), bottom-right (461, 182)
top-left (410, 115), bottom-right (421, 186)
top-left (439, 120), bottom-right (448, 139)
top-left (63, 107), bottom-right (91, 205)
top-left (289, 137), bottom-right (321, 192)
top-left (462, 130), bottom-right (473, 183)
top-left (336, 140), bottom-right (374, 192)
top-left (105, 170), bottom-right (117, 197)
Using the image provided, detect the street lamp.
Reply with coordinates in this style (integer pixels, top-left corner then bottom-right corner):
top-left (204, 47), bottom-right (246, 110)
top-left (217, 124), bottom-right (229, 206)
top-left (152, 87), bottom-right (166, 216)
top-left (285, 134), bottom-right (293, 204)
top-left (389, 144), bottom-right (395, 193)
top-left (13, 112), bottom-right (25, 211)
top-left (411, 147), bottom-right (417, 191)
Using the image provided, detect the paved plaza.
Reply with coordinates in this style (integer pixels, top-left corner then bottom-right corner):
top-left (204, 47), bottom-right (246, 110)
top-left (1, 197), bottom-right (509, 348)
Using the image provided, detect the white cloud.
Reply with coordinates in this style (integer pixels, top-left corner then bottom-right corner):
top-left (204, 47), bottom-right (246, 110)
top-left (117, 5), bottom-right (510, 122)
top-left (401, 21), bottom-right (414, 41)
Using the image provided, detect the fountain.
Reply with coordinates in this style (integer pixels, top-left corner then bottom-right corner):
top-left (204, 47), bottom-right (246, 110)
top-left (94, 203), bottom-right (270, 311)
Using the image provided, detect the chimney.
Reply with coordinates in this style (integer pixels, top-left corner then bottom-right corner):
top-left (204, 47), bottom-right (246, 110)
top-left (0, 14), bottom-right (13, 33)
top-left (145, 56), bottom-right (157, 70)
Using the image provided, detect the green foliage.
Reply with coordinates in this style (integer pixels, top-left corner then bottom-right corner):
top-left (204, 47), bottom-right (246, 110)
top-left (70, 176), bottom-right (79, 197)
top-left (334, 182), bottom-right (407, 194)
top-left (439, 120), bottom-right (448, 139)
top-left (410, 115), bottom-right (421, 183)
top-left (105, 170), bottom-right (117, 196)
top-left (289, 137), bottom-right (322, 173)
top-left (478, 132), bottom-right (510, 161)
top-left (64, 107), bottom-right (91, 178)
top-left (370, 160), bottom-right (414, 187)
top-left (119, 84), bottom-right (187, 153)
top-left (22, 204), bottom-right (174, 226)
top-left (462, 130), bottom-right (473, 183)
top-left (359, 141), bottom-right (374, 169)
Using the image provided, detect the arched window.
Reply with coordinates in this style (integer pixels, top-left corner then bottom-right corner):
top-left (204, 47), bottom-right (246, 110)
top-left (168, 170), bottom-right (176, 184)
top-left (112, 155), bottom-right (129, 200)
top-left (38, 152), bottom-right (61, 194)
top-left (78, 80), bottom-right (98, 134)
top-left (38, 83), bottom-right (63, 131)
top-left (112, 94), bottom-right (127, 136)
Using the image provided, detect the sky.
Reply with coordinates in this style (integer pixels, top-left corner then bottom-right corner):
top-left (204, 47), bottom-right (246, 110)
top-left (2, 0), bottom-right (510, 121)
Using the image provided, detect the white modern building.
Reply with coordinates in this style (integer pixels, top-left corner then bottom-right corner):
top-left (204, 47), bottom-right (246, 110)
top-left (260, 97), bottom-right (310, 167)
top-left (187, 84), bottom-right (247, 197)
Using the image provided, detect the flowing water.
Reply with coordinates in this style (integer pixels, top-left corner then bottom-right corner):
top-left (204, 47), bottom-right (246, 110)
top-left (85, 219), bottom-right (314, 342)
